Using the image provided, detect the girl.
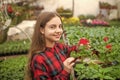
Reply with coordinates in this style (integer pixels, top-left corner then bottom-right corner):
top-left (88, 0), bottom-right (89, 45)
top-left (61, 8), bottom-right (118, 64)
top-left (25, 11), bottom-right (79, 80)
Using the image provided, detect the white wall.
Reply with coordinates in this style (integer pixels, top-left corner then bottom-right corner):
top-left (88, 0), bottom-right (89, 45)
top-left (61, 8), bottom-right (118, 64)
top-left (74, 0), bottom-right (99, 16)
top-left (38, 0), bottom-right (99, 17)
top-left (38, 0), bottom-right (59, 12)
top-left (38, 0), bottom-right (118, 18)
top-left (116, 0), bottom-right (120, 19)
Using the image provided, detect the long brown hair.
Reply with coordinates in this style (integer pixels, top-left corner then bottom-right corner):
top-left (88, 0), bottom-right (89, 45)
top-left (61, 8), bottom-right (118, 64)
top-left (25, 12), bottom-right (62, 80)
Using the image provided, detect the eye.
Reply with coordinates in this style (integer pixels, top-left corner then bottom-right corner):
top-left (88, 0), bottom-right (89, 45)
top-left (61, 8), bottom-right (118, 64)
top-left (49, 25), bottom-right (56, 29)
top-left (59, 24), bottom-right (63, 29)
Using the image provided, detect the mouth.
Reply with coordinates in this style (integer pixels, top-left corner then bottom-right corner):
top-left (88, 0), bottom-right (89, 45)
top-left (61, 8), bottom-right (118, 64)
top-left (55, 35), bottom-right (61, 38)
top-left (54, 34), bottom-right (61, 38)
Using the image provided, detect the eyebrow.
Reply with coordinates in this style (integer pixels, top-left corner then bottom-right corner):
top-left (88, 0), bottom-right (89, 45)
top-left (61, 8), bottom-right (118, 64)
top-left (47, 23), bottom-right (62, 26)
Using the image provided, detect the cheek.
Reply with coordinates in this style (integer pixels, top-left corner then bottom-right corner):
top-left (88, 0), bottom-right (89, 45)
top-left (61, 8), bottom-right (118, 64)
top-left (61, 29), bottom-right (63, 33)
top-left (59, 29), bottom-right (63, 35)
top-left (44, 30), bottom-right (53, 36)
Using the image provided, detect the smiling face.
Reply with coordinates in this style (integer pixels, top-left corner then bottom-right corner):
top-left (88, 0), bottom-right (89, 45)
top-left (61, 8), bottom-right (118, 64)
top-left (40, 16), bottom-right (63, 47)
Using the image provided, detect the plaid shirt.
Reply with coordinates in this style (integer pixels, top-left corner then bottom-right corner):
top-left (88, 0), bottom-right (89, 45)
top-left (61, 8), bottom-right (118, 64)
top-left (31, 43), bottom-right (77, 80)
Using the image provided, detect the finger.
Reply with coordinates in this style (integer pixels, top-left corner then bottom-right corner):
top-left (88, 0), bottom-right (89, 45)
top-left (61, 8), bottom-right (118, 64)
top-left (67, 57), bottom-right (75, 63)
top-left (70, 62), bottom-right (75, 67)
top-left (70, 58), bottom-right (77, 64)
top-left (74, 58), bottom-right (81, 64)
top-left (76, 58), bottom-right (81, 62)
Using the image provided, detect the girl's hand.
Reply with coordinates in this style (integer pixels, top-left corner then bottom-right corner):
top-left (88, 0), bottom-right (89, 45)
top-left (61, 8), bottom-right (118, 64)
top-left (63, 57), bottom-right (75, 73)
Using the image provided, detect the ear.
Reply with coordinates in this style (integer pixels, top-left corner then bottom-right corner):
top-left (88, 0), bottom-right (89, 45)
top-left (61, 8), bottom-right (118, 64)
top-left (40, 27), bottom-right (45, 34)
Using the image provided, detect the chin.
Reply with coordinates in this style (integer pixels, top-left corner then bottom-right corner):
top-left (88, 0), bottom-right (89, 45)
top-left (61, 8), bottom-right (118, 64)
top-left (55, 40), bottom-right (59, 42)
top-left (54, 39), bottom-right (60, 42)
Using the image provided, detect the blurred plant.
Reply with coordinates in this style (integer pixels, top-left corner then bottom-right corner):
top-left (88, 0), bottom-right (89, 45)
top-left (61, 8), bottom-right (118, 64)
top-left (62, 17), bottom-right (79, 26)
top-left (99, 2), bottom-right (111, 9)
top-left (71, 36), bottom-right (119, 67)
top-left (78, 15), bottom-right (86, 20)
top-left (80, 19), bottom-right (109, 26)
top-left (71, 37), bottom-right (92, 59)
top-left (65, 26), bottom-right (120, 79)
top-left (56, 7), bottom-right (72, 18)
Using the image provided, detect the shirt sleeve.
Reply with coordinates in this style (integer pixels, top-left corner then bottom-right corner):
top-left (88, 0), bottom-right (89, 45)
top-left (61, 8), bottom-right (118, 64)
top-left (31, 55), bottom-right (70, 80)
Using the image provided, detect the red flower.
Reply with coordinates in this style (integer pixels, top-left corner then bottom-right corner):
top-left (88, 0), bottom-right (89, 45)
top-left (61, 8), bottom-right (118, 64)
top-left (103, 37), bottom-right (109, 42)
top-left (106, 44), bottom-right (112, 50)
top-left (7, 4), bottom-right (13, 13)
top-left (79, 38), bottom-right (89, 45)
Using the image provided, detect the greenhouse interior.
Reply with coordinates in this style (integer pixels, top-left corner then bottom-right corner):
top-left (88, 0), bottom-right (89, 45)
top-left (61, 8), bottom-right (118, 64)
top-left (0, 0), bottom-right (120, 80)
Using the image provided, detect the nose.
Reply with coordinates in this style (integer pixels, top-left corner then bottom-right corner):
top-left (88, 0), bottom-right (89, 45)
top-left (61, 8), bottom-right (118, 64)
top-left (55, 27), bottom-right (63, 33)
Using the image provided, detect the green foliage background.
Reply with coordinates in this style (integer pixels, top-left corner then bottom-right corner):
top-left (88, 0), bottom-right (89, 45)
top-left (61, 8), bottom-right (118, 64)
top-left (0, 21), bottom-right (120, 79)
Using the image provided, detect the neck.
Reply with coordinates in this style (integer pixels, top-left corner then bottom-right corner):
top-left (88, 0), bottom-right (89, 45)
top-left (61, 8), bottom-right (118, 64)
top-left (46, 41), bottom-right (55, 48)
